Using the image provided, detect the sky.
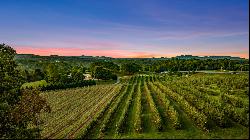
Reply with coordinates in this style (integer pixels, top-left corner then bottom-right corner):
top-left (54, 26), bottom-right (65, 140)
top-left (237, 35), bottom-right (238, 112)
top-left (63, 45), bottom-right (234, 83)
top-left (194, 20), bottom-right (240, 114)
top-left (0, 0), bottom-right (249, 58)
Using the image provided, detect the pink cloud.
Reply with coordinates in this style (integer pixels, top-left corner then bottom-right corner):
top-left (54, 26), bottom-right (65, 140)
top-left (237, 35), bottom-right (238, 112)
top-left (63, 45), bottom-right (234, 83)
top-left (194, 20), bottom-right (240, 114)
top-left (15, 46), bottom-right (166, 58)
top-left (125, 51), bottom-right (161, 58)
top-left (16, 47), bottom-right (84, 56)
top-left (15, 46), bottom-right (249, 59)
top-left (15, 46), bottom-right (141, 58)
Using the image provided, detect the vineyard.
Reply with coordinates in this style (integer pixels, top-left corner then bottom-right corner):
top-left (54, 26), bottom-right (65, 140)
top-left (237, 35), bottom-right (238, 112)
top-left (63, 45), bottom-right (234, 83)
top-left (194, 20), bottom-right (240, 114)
top-left (40, 73), bottom-right (249, 139)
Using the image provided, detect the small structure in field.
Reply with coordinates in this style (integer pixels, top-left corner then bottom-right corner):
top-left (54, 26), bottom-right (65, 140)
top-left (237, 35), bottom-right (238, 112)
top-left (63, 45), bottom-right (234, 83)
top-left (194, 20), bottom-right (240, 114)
top-left (83, 74), bottom-right (92, 80)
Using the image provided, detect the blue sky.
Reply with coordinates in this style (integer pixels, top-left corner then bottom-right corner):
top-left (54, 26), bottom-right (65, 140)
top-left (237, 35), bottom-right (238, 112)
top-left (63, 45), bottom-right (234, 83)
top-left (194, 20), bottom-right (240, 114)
top-left (0, 0), bottom-right (248, 58)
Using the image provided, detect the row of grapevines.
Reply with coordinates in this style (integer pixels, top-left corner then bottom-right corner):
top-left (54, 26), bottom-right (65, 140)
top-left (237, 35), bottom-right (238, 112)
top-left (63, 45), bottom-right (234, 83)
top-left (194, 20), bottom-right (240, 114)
top-left (167, 79), bottom-right (249, 127)
top-left (120, 75), bottom-right (141, 134)
top-left (133, 76), bottom-right (142, 133)
top-left (53, 85), bottom-right (116, 138)
top-left (177, 74), bottom-right (248, 91)
top-left (41, 85), bottom-right (111, 138)
top-left (44, 85), bottom-right (107, 112)
top-left (168, 83), bottom-right (227, 127)
top-left (116, 76), bottom-right (138, 135)
top-left (190, 81), bottom-right (248, 111)
top-left (94, 81), bottom-right (132, 138)
top-left (48, 86), bottom-right (101, 113)
top-left (41, 86), bottom-right (93, 109)
top-left (189, 82), bottom-right (248, 127)
top-left (154, 81), bottom-right (208, 130)
top-left (45, 85), bottom-right (115, 138)
top-left (161, 73), bottom-right (249, 127)
top-left (72, 84), bottom-right (124, 138)
top-left (148, 82), bottom-right (180, 129)
top-left (103, 76), bottom-right (136, 136)
top-left (143, 76), bottom-right (162, 130)
top-left (221, 93), bottom-right (249, 109)
top-left (41, 88), bottom-right (91, 127)
top-left (223, 103), bottom-right (249, 127)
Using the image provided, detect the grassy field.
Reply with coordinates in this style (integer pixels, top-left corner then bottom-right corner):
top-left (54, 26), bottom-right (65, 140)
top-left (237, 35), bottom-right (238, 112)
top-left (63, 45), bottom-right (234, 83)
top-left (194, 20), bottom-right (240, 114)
top-left (39, 73), bottom-right (249, 139)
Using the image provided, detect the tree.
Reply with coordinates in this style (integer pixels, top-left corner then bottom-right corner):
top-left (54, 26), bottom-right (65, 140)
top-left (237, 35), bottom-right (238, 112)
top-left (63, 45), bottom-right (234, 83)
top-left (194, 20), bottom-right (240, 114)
top-left (121, 62), bottom-right (141, 75)
top-left (70, 66), bottom-right (86, 82)
top-left (1, 43), bottom-right (23, 138)
top-left (0, 44), bottom-right (23, 102)
top-left (33, 69), bottom-right (45, 81)
top-left (10, 89), bottom-right (51, 138)
top-left (93, 66), bottom-right (116, 80)
top-left (0, 44), bottom-right (50, 138)
top-left (90, 61), bottom-right (120, 75)
top-left (45, 63), bottom-right (60, 83)
top-left (24, 69), bottom-right (33, 82)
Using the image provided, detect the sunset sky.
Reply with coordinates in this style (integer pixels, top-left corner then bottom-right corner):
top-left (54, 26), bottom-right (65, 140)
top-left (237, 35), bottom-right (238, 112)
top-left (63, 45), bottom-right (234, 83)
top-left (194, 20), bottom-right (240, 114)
top-left (0, 0), bottom-right (249, 58)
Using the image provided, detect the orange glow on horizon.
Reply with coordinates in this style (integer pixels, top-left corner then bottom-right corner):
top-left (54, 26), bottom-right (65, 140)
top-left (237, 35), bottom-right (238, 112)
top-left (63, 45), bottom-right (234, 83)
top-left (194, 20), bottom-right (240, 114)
top-left (15, 47), bottom-right (249, 59)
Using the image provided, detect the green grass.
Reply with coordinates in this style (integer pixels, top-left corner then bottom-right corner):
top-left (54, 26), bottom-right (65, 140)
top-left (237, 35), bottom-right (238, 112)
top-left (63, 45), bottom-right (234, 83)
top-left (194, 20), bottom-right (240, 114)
top-left (21, 80), bottom-right (48, 89)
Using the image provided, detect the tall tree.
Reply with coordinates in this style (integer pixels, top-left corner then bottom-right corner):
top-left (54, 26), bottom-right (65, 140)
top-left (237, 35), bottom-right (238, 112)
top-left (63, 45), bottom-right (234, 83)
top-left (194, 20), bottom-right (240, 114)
top-left (0, 44), bottom-right (50, 138)
top-left (45, 63), bottom-right (60, 83)
top-left (70, 66), bottom-right (86, 82)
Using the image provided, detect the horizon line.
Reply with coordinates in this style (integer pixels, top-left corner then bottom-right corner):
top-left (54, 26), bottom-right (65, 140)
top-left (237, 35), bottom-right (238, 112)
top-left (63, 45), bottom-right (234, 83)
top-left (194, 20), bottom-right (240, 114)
top-left (16, 53), bottom-right (247, 59)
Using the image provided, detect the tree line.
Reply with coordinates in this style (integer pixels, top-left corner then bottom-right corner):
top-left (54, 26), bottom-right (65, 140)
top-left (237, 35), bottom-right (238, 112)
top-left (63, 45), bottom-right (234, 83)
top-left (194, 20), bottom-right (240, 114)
top-left (15, 52), bottom-right (249, 88)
